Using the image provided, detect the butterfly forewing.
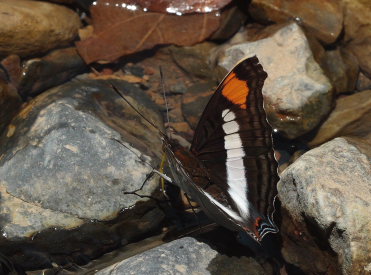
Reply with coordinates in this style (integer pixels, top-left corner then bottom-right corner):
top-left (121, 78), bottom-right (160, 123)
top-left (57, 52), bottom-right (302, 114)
top-left (188, 56), bottom-right (279, 241)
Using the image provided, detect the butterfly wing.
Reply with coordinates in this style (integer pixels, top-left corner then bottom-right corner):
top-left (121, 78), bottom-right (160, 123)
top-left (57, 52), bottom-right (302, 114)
top-left (189, 56), bottom-right (279, 240)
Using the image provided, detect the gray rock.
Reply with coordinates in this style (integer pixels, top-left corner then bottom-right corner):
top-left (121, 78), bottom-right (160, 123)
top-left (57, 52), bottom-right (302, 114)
top-left (217, 23), bottom-right (333, 139)
top-left (97, 237), bottom-right (271, 275)
top-left (278, 137), bottom-right (371, 274)
top-left (0, 77), bottom-right (164, 239)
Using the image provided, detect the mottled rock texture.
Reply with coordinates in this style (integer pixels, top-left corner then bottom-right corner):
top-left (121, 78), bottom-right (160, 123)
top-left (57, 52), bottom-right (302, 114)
top-left (0, 77), bottom-right (163, 239)
top-left (278, 138), bottom-right (371, 274)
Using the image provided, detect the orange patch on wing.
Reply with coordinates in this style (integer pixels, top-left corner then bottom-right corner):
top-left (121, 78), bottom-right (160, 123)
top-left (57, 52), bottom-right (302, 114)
top-left (221, 72), bottom-right (249, 109)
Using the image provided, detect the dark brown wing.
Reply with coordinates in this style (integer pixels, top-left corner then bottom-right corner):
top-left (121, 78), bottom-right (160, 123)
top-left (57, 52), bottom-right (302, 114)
top-left (189, 56), bottom-right (278, 240)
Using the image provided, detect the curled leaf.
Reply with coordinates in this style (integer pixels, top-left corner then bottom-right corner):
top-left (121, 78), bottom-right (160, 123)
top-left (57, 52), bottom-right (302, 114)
top-left (107, 0), bottom-right (232, 14)
top-left (76, 1), bottom-right (221, 64)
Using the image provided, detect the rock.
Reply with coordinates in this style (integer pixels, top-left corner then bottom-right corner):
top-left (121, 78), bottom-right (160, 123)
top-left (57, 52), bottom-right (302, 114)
top-left (96, 237), bottom-right (272, 275)
top-left (309, 90), bottom-right (371, 146)
top-left (130, 46), bottom-right (217, 142)
top-left (182, 81), bottom-right (216, 129)
top-left (17, 47), bottom-right (87, 98)
top-left (249, 0), bottom-right (343, 44)
top-left (278, 137), bottom-right (371, 274)
top-left (343, 0), bottom-right (371, 76)
top-left (209, 6), bottom-right (247, 41)
top-left (0, 81), bottom-right (22, 135)
top-left (0, 0), bottom-right (81, 57)
top-left (0, 77), bottom-right (164, 239)
top-left (217, 23), bottom-right (333, 139)
top-left (356, 72), bottom-right (371, 91)
top-left (169, 43), bottom-right (219, 80)
top-left (321, 48), bottom-right (358, 94)
top-left (2, 47), bottom-right (87, 99)
top-left (0, 55), bottom-right (21, 85)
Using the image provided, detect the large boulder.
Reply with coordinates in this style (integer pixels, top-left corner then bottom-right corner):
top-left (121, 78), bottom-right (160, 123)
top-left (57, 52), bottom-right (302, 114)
top-left (278, 137), bottom-right (371, 274)
top-left (0, 77), bottom-right (165, 269)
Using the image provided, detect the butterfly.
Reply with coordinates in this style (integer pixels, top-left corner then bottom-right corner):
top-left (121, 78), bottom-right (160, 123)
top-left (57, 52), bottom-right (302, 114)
top-left (162, 56), bottom-right (279, 242)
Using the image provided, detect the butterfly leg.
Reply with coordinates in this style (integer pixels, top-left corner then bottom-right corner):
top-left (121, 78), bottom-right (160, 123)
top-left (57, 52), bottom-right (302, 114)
top-left (122, 169), bottom-right (155, 195)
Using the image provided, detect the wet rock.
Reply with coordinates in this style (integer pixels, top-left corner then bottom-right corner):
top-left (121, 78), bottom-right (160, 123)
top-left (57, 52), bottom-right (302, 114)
top-left (343, 0), bottom-right (371, 76)
top-left (0, 0), bottom-right (81, 57)
top-left (131, 46), bottom-right (213, 141)
top-left (209, 6), bottom-right (247, 41)
top-left (0, 55), bottom-right (21, 85)
top-left (17, 47), bottom-right (87, 98)
top-left (0, 81), bottom-right (22, 135)
top-left (249, 0), bottom-right (343, 44)
top-left (0, 77), bottom-right (164, 239)
top-left (309, 90), bottom-right (371, 147)
top-left (322, 48), bottom-right (358, 94)
top-left (97, 237), bottom-right (272, 275)
top-left (2, 48), bottom-right (87, 99)
top-left (182, 81), bottom-right (216, 129)
top-left (170, 43), bottom-right (218, 80)
top-left (356, 72), bottom-right (371, 91)
top-left (3, 202), bottom-right (165, 270)
top-left (278, 137), bottom-right (371, 274)
top-left (218, 23), bottom-right (332, 139)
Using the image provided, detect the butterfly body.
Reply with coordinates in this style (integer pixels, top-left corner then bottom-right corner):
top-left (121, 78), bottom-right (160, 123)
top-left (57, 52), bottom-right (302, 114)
top-left (164, 56), bottom-right (279, 242)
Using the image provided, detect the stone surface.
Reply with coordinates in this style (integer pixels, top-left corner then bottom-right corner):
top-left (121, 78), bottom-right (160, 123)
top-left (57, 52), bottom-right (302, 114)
top-left (1, 47), bottom-right (87, 99)
top-left (17, 47), bottom-right (87, 98)
top-left (0, 77), bottom-right (164, 239)
top-left (170, 43), bottom-right (219, 80)
top-left (278, 137), bottom-right (371, 274)
top-left (322, 48), bottom-right (358, 94)
top-left (182, 81), bottom-right (216, 129)
top-left (356, 72), bottom-right (371, 91)
top-left (0, 0), bottom-right (81, 57)
top-left (309, 90), bottom-right (371, 146)
top-left (209, 6), bottom-right (246, 41)
top-left (0, 81), bottom-right (22, 135)
top-left (128, 46), bottom-right (216, 142)
top-left (97, 237), bottom-right (271, 275)
top-left (217, 23), bottom-right (333, 139)
top-left (249, 0), bottom-right (343, 44)
top-left (343, 0), bottom-right (371, 77)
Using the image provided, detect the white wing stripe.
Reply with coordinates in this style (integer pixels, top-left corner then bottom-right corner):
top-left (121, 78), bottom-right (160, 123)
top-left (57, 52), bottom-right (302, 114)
top-left (226, 148), bottom-right (245, 159)
top-left (224, 133), bottom-right (242, 149)
top-left (222, 109), bottom-right (250, 219)
top-left (222, 109), bottom-right (236, 122)
top-left (222, 121), bottom-right (239, 134)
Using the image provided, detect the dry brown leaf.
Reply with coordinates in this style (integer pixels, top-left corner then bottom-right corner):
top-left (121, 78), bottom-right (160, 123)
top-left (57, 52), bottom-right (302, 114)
top-left (76, 1), bottom-right (221, 64)
top-left (89, 73), bottom-right (144, 83)
top-left (113, 0), bottom-right (232, 14)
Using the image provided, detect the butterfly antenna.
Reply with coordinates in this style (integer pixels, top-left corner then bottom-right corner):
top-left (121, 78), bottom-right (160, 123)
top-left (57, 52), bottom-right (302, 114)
top-left (159, 67), bottom-right (170, 131)
top-left (110, 84), bottom-right (166, 137)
